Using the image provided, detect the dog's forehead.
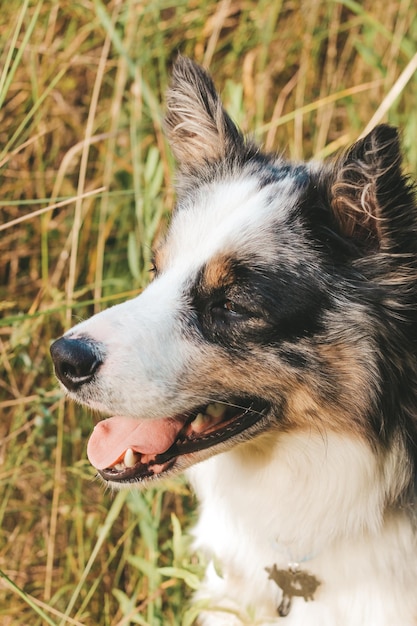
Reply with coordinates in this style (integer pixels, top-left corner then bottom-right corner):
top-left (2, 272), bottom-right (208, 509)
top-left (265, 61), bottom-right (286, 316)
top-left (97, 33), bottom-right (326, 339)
top-left (158, 171), bottom-right (307, 273)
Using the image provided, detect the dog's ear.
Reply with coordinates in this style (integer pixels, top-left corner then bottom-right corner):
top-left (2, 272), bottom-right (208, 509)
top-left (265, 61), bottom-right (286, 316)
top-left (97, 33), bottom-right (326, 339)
top-left (164, 56), bottom-right (245, 170)
top-left (325, 125), bottom-right (414, 253)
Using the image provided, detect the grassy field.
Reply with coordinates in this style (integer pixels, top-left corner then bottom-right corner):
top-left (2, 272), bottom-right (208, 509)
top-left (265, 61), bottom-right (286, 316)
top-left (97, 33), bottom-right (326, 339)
top-left (1, 1), bottom-right (416, 624)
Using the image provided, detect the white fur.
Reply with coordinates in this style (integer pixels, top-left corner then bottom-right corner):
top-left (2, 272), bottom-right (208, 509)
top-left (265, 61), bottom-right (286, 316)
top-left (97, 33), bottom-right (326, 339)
top-left (188, 432), bottom-right (417, 625)
top-left (164, 176), bottom-right (297, 267)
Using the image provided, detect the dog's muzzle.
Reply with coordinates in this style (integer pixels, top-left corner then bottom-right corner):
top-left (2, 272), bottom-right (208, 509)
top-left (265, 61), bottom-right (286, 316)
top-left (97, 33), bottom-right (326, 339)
top-left (50, 335), bottom-right (271, 484)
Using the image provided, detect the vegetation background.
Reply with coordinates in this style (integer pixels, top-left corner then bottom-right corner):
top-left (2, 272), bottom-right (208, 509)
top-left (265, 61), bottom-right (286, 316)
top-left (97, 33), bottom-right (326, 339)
top-left (1, 0), bottom-right (416, 624)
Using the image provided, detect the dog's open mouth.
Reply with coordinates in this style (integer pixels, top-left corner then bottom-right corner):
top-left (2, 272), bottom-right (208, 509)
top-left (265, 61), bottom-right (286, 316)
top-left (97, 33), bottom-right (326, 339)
top-left (87, 398), bottom-right (269, 483)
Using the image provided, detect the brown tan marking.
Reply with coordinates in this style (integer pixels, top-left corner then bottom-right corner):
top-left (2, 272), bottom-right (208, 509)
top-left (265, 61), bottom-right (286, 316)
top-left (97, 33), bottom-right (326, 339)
top-left (179, 337), bottom-right (373, 442)
top-left (202, 254), bottom-right (236, 292)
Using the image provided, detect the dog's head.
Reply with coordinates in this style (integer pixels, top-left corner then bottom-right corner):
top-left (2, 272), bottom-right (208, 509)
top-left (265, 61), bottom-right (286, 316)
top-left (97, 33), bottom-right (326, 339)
top-left (50, 57), bottom-right (417, 490)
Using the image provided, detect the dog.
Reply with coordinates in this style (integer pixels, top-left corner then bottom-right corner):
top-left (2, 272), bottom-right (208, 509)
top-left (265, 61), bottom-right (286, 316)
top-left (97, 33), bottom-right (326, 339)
top-left (50, 57), bottom-right (417, 625)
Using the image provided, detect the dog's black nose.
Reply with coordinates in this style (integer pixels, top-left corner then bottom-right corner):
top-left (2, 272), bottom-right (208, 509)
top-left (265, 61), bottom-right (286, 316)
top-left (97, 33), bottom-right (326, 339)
top-left (50, 336), bottom-right (103, 391)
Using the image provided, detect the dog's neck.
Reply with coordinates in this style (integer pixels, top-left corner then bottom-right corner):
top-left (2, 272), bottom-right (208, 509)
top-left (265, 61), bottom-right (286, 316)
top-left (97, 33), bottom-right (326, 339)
top-left (189, 430), bottom-right (405, 556)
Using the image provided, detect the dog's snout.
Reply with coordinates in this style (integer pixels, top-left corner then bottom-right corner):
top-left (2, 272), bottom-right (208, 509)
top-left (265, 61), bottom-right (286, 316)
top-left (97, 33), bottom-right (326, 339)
top-left (50, 336), bottom-right (103, 391)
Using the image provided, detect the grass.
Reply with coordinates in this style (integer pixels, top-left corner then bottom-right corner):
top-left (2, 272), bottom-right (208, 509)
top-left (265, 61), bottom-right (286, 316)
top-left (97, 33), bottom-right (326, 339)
top-left (0, 0), bottom-right (416, 624)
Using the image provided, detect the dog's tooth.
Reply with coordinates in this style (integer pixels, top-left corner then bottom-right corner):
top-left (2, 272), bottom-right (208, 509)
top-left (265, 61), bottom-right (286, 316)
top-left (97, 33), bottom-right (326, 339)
top-left (206, 402), bottom-right (225, 419)
top-left (124, 448), bottom-right (138, 468)
top-left (194, 412), bottom-right (207, 427)
top-left (192, 412), bottom-right (211, 433)
top-left (114, 462), bottom-right (124, 470)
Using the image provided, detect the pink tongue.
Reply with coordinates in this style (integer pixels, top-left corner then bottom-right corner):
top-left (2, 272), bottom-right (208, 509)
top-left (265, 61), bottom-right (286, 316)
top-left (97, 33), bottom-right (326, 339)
top-left (87, 415), bottom-right (185, 470)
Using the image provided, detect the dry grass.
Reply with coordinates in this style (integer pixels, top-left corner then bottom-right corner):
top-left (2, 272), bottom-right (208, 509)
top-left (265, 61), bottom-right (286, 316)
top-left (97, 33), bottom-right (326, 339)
top-left (0, 1), bottom-right (416, 624)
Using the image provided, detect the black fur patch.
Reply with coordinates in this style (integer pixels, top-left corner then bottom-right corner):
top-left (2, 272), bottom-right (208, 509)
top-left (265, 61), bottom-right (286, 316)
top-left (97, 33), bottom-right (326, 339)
top-left (191, 258), bottom-right (329, 349)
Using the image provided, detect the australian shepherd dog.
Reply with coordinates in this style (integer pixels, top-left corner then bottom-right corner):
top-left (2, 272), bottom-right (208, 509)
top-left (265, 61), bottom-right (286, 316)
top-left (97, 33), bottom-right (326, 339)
top-left (51, 57), bottom-right (417, 625)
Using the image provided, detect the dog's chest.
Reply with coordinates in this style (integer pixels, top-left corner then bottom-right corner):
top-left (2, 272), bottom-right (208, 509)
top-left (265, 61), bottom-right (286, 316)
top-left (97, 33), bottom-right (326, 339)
top-left (186, 438), bottom-right (417, 625)
top-left (187, 442), bottom-right (327, 622)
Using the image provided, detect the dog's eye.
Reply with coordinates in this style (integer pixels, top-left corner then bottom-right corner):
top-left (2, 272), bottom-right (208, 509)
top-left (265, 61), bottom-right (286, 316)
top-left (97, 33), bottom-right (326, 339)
top-left (224, 300), bottom-right (238, 313)
top-left (211, 299), bottom-right (248, 323)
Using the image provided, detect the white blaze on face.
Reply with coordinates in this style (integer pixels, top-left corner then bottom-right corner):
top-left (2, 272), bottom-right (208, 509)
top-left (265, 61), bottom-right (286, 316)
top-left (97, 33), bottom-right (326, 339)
top-left (64, 275), bottom-right (195, 418)
top-left (162, 176), bottom-right (297, 272)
